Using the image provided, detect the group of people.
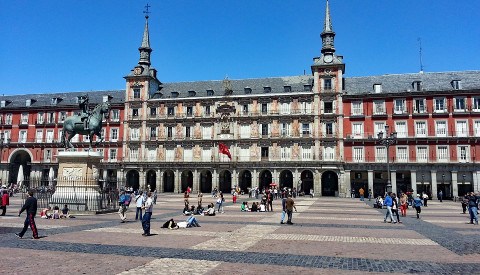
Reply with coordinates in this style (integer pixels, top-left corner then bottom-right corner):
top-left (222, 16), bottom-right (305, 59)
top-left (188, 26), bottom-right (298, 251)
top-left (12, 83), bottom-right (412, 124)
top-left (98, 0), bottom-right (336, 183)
top-left (1, 185), bottom-right (10, 216)
top-left (40, 205), bottom-right (71, 219)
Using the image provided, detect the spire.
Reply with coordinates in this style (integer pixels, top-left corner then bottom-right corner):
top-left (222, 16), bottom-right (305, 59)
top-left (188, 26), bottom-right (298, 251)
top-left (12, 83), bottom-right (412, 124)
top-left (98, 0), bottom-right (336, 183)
top-left (138, 5), bottom-right (152, 66)
top-left (321, 0), bottom-right (335, 54)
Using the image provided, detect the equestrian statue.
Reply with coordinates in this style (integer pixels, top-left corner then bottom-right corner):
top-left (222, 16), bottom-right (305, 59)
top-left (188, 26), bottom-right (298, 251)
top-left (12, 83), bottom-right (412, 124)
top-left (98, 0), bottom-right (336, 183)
top-left (61, 94), bottom-right (111, 151)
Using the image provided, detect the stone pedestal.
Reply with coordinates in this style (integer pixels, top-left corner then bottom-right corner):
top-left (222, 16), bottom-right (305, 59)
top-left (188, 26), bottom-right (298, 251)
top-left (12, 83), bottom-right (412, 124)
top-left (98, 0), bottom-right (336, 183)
top-left (50, 151), bottom-right (103, 213)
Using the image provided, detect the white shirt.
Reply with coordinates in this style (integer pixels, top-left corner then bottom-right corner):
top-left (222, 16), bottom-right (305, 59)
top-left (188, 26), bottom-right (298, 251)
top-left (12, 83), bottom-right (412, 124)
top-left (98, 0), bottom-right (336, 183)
top-left (178, 222), bottom-right (187, 228)
top-left (136, 195), bottom-right (144, 207)
top-left (144, 197), bottom-right (153, 213)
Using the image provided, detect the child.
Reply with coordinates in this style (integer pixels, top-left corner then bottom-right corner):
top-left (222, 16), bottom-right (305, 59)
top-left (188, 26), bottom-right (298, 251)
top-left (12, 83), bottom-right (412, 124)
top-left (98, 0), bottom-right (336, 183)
top-left (53, 206), bottom-right (60, 219)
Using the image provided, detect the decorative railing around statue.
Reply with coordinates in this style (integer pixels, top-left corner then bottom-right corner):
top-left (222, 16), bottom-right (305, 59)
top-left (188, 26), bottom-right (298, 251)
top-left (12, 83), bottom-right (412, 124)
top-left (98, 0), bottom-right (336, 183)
top-left (21, 177), bottom-right (122, 213)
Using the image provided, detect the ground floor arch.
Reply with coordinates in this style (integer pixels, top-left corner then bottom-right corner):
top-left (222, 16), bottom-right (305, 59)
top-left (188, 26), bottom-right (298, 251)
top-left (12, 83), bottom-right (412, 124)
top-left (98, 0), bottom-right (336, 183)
top-left (321, 171), bottom-right (338, 196)
top-left (8, 149), bottom-right (32, 187)
top-left (126, 170), bottom-right (140, 191)
top-left (146, 170), bottom-right (156, 192)
top-left (163, 170), bottom-right (175, 192)
top-left (181, 170), bottom-right (193, 193)
top-left (200, 170), bottom-right (212, 193)
top-left (259, 170), bottom-right (272, 191)
top-left (238, 170), bottom-right (252, 193)
top-left (301, 170), bottom-right (314, 195)
top-left (219, 170), bottom-right (231, 193)
top-left (279, 170), bottom-right (293, 189)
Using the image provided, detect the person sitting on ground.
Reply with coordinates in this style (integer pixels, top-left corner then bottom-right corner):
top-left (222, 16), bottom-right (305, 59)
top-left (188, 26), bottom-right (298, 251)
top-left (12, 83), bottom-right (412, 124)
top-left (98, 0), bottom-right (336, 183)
top-left (206, 203), bottom-right (216, 216)
top-left (244, 202), bottom-right (250, 211)
top-left (241, 201), bottom-right (247, 212)
top-left (251, 201), bottom-right (258, 212)
top-left (161, 218), bottom-right (179, 230)
top-left (177, 216), bottom-right (200, 228)
top-left (259, 202), bottom-right (266, 212)
top-left (41, 206), bottom-right (52, 219)
top-left (61, 204), bottom-right (70, 219)
top-left (195, 204), bottom-right (204, 215)
top-left (53, 206), bottom-right (60, 219)
top-left (183, 205), bottom-right (193, 215)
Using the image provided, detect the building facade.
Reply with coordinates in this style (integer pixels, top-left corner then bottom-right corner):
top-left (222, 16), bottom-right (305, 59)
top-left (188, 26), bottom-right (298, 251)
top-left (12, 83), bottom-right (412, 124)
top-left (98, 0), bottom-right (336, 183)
top-left (1, 1), bottom-right (479, 197)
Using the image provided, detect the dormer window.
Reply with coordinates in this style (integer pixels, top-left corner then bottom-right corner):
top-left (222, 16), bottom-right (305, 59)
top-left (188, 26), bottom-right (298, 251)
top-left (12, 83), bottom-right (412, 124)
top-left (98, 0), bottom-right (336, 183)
top-left (206, 90), bottom-right (214, 96)
top-left (304, 85), bottom-right (312, 91)
top-left (133, 88), bottom-right (141, 98)
top-left (244, 88), bottom-right (252, 94)
top-left (171, 92), bottom-right (179, 98)
top-left (412, 81), bottom-right (422, 91)
top-left (102, 95), bottom-right (112, 103)
top-left (51, 98), bottom-right (58, 105)
top-left (1, 101), bottom-right (6, 108)
top-left (323, 79), bottom-right (332, 90)
top-left (188, 91), bottom-right (196, 97)
top-left (451, 80), bottom-right (462, 90)
top-left (284, 86), bottom-right (291, 93)
top-left (373, 84), bottom-right (382, 93)
top-left (264, 87), bottom-right (271, 93)
top-left (26, 99), bottom-right (32, 107)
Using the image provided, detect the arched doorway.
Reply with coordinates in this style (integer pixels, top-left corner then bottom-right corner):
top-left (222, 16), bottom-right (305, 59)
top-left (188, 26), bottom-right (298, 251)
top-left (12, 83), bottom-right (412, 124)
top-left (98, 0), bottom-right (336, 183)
top-left (181, 170), bottom-right (193, 193)
top-left (126, 170), bottom-right (140, 191)
top-left (279, 170), bottom-right (293, 189)
top-left (238, 170), bottom-right (252, 193)
top-left (259, 170), bottom-right (272, 191)
top-left (219, 170), bottom-right (231, 193)
top-left (200, 170), bottom-right (212, 193)
top-left (9, 150), bottom-right (32, 187)
top-left (321, 171), bottom-right (338, 197)
top-left (146, 170), bottom-right (156, 192)
top-left (163, 170), bottom-right (175, 192)
top-left (301, 170), bottom-right (314, 195)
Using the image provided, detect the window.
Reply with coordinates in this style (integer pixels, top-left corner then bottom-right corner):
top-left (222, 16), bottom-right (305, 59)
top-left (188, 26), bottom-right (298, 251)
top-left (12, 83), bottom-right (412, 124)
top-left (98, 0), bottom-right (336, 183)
top-left (149, 127), bottom-right (156, 139)
top-left (130, 128), bottom-right (140, 141)
top-left (243, 104), bottom-right (249, 115)
top-left (240, 124), bottom-right (251, 138)
top-left (474, 121), bottom-right (480, 137)
top-left (26, 99), bottom-right (32, 107)
top-left (373, 101), bottom-right (385, 115)
top-left (35, 130), bottom-right (43, 143)
top-left (302, 123), bottom-right (311, 135)
top-left (412, 81), bottom-right (422, 91)
top-left (44, 149), bottom-right (52, 162)
top-left (324, 123), bottom-right (332, 136)
top-left (373, 84), bottom-right (382, 93)
top-left (284, 86), bottom-right (291, 92)
top-left (46, 130), bottom-right (54, 143)
top-left (473, 98), bottom-right (480, 112)
top-left (261, 124), bottom-right (269, 136)
top-left (261, 103), bottom-right (268, 113)
top-left (353, 147), bottom-right (364, 162)
top-left (415, 121), bottom-right (427, 137)
top-left (205, 106), bottom-right (211, 115)
top-left (323, 79), bottom-right (332, 90)
top-left (102, 96), bottom-right (109, 103)
top-left (37, 112), bottom-right (45, 124)
top-left (458, 145), bottom-right (470, 162)
top-left (132, 108), bottom-right (139, 118)
top-left (413, 98), bottom-right (426, 113)
top-left (129, 148), bottom-right (139, 161)
top-left (434, 98), bottom-right (446, 113)
top-left (0, 101), bottom-right (5, 108)
top-left (352, 123), bottom-right (363, 138)
top-left (188, 91), bottom-right (196, 97)
top-left (374, 122), bottom-right (386, 137)
top-left (3, 130), bottom-right (10, 143)
top-left (167, 107), bottom-right (174, 116)
top-left (185, 126), bottom-right (191, 138)
top-left (282, 123), bottom-right (290, 136)
top-left (59, 112), bottom-right (67, 123)
top-left (451, 80), bottom-right (462, 90)
top-left (109, 149), bottom-right (117, 161)
top-left (19, 130), bottom-right (27, 143)
top-left (435, 121), bottom-right (447, 137)
top-left (261, 147), bottom-right (269, 159)
top-left (302, 146), bottom-right (312, 160)
top-left (416, 146), bottom-right (428, 162)
top-left (280, 103), bottom-right (290, 114)
top-left (206, 90), bottom-right (214, 96)
top-left (324, 102), bottom-right (333, 113)
top-left (167, 127), bottom-right (173, 138)
top-left (186, 106), bottom-right (193, 116)
top-left (47, 112), bottom-right (55, 124)
top-left (51, 98), bottom-right (58, 105)
top-left (324, 146), bottom-right (335, 161)
top-left (396, 146), bottom-right (408, 163)
top-left (437, 146), bottom-right (449, 162)
top-left (263, 87), bottom-right (271, 93)
top-left (111, 128), bottom-right (118, 141)
top-left (395, 121), bottom-right (407, 138)
top-left (352, 101), bottom-right (363, 116)
top-left (133, 88), bottom-right (141, 98)
top-left (21, 113), bottom-right (29, 124)
top-left (111, 110), bottom-right (120, 121)
top-left (303, 102), bottom-right (312, 114)
top-left (281, 146), bottom-right (291, 161)
top-left (304, 85), bottom-right (312, 91)
top-left (5, 113), bottom-right (12, 124)
top-left (394, 99), bottom-right (406, 113)
top-left (244, 88), bottom-right (252, 94)
top-left (150, 107), bottom-right (157, 117)
top-left (454, 97), bottom-right (466, 112)
top-left (455, 120), bottom-right (468, 137)
top-left (375, 146), bottom-right (386, 162)
top-left (171, 92), bottom-right (179, 98)
top-left (202, 125), bottom-right (212, 140)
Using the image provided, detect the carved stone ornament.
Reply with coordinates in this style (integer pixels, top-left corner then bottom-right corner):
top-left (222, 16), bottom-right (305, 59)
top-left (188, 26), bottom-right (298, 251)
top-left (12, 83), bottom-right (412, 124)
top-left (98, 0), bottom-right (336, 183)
top-left (63, 167), bottom-right (82, 179)
top-left (134, 67), bottom-right (143, 75)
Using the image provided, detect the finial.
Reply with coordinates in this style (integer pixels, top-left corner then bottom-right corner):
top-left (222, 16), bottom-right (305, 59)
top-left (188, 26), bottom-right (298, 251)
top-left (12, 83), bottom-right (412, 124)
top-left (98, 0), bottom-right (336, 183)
top-left (144, 3), bottom-right (151, 19)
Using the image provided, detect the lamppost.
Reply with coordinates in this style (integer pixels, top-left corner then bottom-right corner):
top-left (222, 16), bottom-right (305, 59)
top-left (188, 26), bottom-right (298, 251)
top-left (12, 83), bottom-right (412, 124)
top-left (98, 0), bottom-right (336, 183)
top-left (421, 173), bottom-right (425, 194)
top-left (377, 125), bottom-right (397, 193)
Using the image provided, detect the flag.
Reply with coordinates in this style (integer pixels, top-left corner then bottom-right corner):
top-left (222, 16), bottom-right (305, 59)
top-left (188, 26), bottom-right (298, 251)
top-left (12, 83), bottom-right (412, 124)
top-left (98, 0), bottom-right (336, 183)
top-left (218, 143), bottom-right (232, 160)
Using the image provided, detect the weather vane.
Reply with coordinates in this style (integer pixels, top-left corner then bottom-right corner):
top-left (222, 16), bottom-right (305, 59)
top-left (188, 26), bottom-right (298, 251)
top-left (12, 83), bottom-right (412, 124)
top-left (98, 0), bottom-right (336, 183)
top-left (144, 4), bottom-right (151, 18)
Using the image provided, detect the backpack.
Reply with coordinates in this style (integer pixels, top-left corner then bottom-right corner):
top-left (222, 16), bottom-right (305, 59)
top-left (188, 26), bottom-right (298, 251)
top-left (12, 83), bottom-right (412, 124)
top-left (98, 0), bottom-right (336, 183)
top-left (124, 194), bottom-right (131, 206)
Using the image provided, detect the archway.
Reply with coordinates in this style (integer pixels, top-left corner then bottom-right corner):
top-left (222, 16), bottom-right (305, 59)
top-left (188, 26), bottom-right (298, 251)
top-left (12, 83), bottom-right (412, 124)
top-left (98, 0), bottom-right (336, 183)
top-left (238, 170), bottom-right (252, 193)
top-left (279, 170), bottom-right (293, 189)
top-left (9, 149), bottom-right (31, 187)
top-left (321, 171), bottom-right (338, 196)
top-left (219, 170), bottom-right (231, 193)
top-left (181, 170), bottom-right (193, 193)
top-left (259, 170), bottom-right (272, 191)
top-left (126, 170), bottom-right (140, 191)
top-left (301, 170), bottom-right (314, 195)
top-left (163, 170), bottom-right (175, 192)
top-left (200, 170), bottom-right (212, 193)
top-left (146, 170), bottom-right (156, 192)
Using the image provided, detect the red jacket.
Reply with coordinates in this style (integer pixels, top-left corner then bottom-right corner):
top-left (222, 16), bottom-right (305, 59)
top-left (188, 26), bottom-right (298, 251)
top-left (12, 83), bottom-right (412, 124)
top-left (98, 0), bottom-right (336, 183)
top-left (2, 193), bottom-right (9, 206)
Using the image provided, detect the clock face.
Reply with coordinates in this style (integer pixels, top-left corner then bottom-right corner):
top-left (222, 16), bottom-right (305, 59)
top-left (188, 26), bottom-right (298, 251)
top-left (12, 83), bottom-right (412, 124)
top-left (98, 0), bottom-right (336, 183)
top-left (324, 55), bottom-right (333, 63)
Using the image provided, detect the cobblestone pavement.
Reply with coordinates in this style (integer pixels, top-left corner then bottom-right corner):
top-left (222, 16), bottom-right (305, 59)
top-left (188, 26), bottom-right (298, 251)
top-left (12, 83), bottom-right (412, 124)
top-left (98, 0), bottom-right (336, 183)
top-left (1, 194), bottom-right (479, 274)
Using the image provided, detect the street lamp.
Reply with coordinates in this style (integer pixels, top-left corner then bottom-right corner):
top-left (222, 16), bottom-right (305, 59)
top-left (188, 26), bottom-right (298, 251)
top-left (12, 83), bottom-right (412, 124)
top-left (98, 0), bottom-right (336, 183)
top-left (377, 125), bottom-right (397, 193)
top-left (421, 173), bottom-right (425, 194)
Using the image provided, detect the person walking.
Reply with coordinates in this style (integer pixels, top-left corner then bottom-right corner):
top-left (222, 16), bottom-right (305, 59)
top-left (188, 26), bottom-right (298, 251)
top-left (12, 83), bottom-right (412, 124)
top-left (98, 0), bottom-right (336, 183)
top-left (141, 192), bottom-right (154, 236)
top-left (413, 194), bottom-right (423, 219)
top-left (285, 194), bottom-right (297, 224)
top-left (267, 191), bottom-right (273, 212)
top-left (217, 191), bottom-right (224, 213)
top-left (422, 192), bottom-right (428, 207)
top-left (391, 193), bottom-right (401, 223)
top-left (368, 189), bottom-right (372, 201)
top-left (461, 194), bottom-right (468, 214)
top-left (197, 191), bottom-right (203, 206)
top-left (153, 189), bottom-right (157, 204)
top-left (359, 188), bottom-right (365, 201)
top-left (400, 193), bottom-right (408, 217)
top-left (438, 190), bottom-right (443, 202)
top-left (16, 190), bottom-right (39, 239)
top-left (383, 192), bottom-right (397, 223)
top-left (280, 196), bottom-right (287, 224)
top-left (466, 192), bottom-right (479, 225)
top-left (1, 187), bottom-right (9, 216)
top-left (118, 191), bottom-right (128, 222)
top-left (351, 188), bottom-right (355, 199)
top-left (135, 191), bottom-right (144, 221)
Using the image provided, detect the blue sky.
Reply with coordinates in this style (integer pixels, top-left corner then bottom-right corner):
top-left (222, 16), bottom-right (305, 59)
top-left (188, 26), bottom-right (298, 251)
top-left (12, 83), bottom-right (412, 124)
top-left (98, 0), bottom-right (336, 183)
top-left (0, 0), bottom-right (479, 95)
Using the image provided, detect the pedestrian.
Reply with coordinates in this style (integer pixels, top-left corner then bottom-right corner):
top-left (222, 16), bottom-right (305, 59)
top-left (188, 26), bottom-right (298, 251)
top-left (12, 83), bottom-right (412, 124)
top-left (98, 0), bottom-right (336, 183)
top-left (267, 191), bottom-right (273, 212)
top-left (217, 191), bottom-right (224, 213)
top-left (141, 192), bottom-right (153, 236)
top-left (359, 187), bottom-right (365, 201)
top-left (466, 192), bottom-right (479, 225)
top-left (197, 191), bottom-right (203, 205)
top-left (383, 192), bottom-right (397, 223)
top-left (285, 194), bottom-right (297, 225)
top-left (422, 192), bottom-right (428, 207)
top-left (461, 194), bottom-right (468, 214)
top-left (153, 189), bottom-right (157, 204)
top-left (351, 188), bottom-right (355, 199)
top-left (280, 196), bottom-right (287, 224)
top-left (438, 190), bottom-right (443, 202)
top-left (118, 191), bottom-right (128, 223)
top-left (135, 191), bottom-right (144, 221)
top-left (391, 193), bottom-right (401, 223)
top-left (16, 190), bottom-right (39, 239)
top-left (368, 189), bottom-right (372, 201)
top-left (400, 193), bottom-right (408, 217)
top-left (274, 188), bottom-right (278, 199)
top-left (414, 194), bottom-right (423, 219)
top-left (184, 191), bottom-right (189, 209)
top-left (1, 187), bottom-right (9, 216)
top-left (232, 190), bottom-right (237, 203)
top-left (310, 188), bottom-right (314, 198)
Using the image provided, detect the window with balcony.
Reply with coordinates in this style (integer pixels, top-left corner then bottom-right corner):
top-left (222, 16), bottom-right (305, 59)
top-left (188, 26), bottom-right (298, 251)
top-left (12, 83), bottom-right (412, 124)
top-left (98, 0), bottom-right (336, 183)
top-left (434, 98), bottom-right (446, 113)
top-left (353, 147), bottom-right (364, 162)
top-left (35, 130), bottom-right (43, 143)
top-left (205, 106), bottom-right (211, 115)
top-left (302, 146), bottom-right (312, 160)
top-left (352, 123), bottom-right (363, 138)
top-left (324, 102), bottom-right (333, 113)
top-left (323, 79), bottom-right (332, 90)
top-left (324, 123), bottom-right (332, 137)
top-left (109, 149), bottom-right (117, 161)
top-left (374, 122), bottom-right (386, 137)
top-left (185, 126), bottom-right (191, 138)
top-left (351, 101), bottom-right (363, 116)
top-left (395, 121), bottom-right (407, 138)
top-left (458, 145), bottom-right (470, 162)
top-left (394, 99), bottom-right (406, 114)
top-left (129, 148), bottom-right (139, 161)
top-left (150, 127), bottom-right (157, 139)
top-left (240, 124), bottom-right (250, 138)
top-left (261, 103), bottom-right (268, 113)
top-left (133, 89), bottom-right (141, 99)
top-left (130, 128), bottom-right (140, 140)
top-left (437, 146), bottom-right (449, 162)
top-left (5, 113), bottom-right (12, 125)
top-left (455, 120), bottom-right (468, 137)
top-left (96, 148), bottom-right (104, 159)
top-left (110, 128), bottom-right (118, 141)
top-left (414, 98), bottom-right (426, 113)
top-left (167, 127), bottom-right (173, 138)
top-left (45, 149), bottom-right (52, 162)
top-left (19, 130), bottom-right (27, 143)
top-left (375, 146), bottom-right (386, 162)
top-left (435, 121), bottom-right (447, 137)
top-left (396, 146), bottom-right (408, 163)
top-left (303, 102), bottom-right (312, 114)
top-left (59, 112), bottom-right (67, 123)
top-left (37, 112), bottom-right (45, 124)
top-left (282, 123), bottom-right (290, 136)
top-left (21, 113), bottom-right (29, 124)
top-left (416, 146), bottom-right (428, 162)
top-left (261, 147), bottom-right (269, 159)
top-left (132, 108), bottom-right (139, 118)
top-left (303, 123), bottom-right (311, 135)
top-left (150, 107), bottom-right (157, 117)
top-left (373, 101), bottom-right (385, 115)
top-left (474, 121), bottom-right (480, 137)
top-left (111, 110), bottom-right (120, 121)
top-left (281, 146), bottom-right (290, 161)
top-left (473, 97), bottom-right (480, 112)
top-left (202, 125), bottom-right (212, 140)
top-left (261, 124), bottom-right (269, 136)
top-left (47, 112), bottom-right (55, 124)
top-left (186, 106), bottom-right (193, 116)
top-left (324, 146), bottom-right (335, 161)
top-left (454, 97), bottom-right (466, 112)
top-left (46, 130), bottom-right (54, 143)
top-left (243, 104), bottom-right (249, 115)
top-left (415, 121), bottom-right (427, 137)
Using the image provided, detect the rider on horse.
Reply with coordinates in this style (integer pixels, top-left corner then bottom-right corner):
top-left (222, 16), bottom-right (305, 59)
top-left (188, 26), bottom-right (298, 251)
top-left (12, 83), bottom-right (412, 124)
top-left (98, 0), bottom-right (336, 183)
top-left (78, 95), bottom-right (91, 130)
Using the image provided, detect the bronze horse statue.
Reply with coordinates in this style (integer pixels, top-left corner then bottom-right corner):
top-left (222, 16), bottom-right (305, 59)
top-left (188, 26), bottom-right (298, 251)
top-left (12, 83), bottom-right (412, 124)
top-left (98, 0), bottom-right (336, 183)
top-left (61, 102), bottom-right (111, 151)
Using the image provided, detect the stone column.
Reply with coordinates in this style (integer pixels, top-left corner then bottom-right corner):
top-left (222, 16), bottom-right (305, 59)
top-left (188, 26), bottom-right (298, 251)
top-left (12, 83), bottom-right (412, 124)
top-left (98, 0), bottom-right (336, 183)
top-left (232, 169), bottom-right (238, 190)
top-left (174, 169), bottom-right (181, 193)
top-left (157, 170), bottom-right (163, 193)
top-left (452, 171), bottom-right (458, 198)
top-left (473, 171), bottom-right (480, 193)
top-left (213, 169), bottom-right (218, 190)
top-left (273, 169), bottom-right (279, 187)
top-left (367, 170), bottom-right (374, 195)
top-left (139, 169), bottom-right (146, 190)
top-left (314, 170), bottom-right (322, 196)
top-left (193, 169), bottom-right (199, 193)
top-left (431, 170), bottom-right (438, 199)
top-left (343, 170), bottom-right (351, 198)
top-left (411, 170), bottom-right (417, 195)
top-left (252, 169), bottom-right (258, 189)
top-left (390, 170), bottom-right (397, 194)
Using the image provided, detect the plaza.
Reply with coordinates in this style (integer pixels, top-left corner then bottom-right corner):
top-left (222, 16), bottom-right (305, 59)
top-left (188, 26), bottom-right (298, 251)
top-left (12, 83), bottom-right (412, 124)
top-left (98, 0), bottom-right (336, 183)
top-left (1, 194), bottom-right (480, 274)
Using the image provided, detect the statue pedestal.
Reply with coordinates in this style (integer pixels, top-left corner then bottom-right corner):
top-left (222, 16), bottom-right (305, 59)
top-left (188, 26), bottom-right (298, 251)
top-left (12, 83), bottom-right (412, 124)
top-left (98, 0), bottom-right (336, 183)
top-left (50, 151), bottom-right (104, 214)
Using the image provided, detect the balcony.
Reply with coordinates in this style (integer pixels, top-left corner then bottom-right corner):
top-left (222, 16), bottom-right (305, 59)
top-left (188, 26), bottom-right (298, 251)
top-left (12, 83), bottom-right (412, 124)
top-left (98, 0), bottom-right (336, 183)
top-left (392, 107), bottom-right (409, 117)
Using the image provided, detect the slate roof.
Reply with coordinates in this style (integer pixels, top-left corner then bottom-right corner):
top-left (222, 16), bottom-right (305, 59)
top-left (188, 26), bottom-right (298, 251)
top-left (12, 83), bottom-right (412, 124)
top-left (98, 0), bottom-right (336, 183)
top-left (0, 90), bottom-right (125, 110)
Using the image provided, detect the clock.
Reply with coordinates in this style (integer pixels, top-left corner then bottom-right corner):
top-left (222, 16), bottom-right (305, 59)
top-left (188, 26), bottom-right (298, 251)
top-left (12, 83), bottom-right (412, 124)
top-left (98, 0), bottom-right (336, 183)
top-left (324, 54), bottom-right (333, 63)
